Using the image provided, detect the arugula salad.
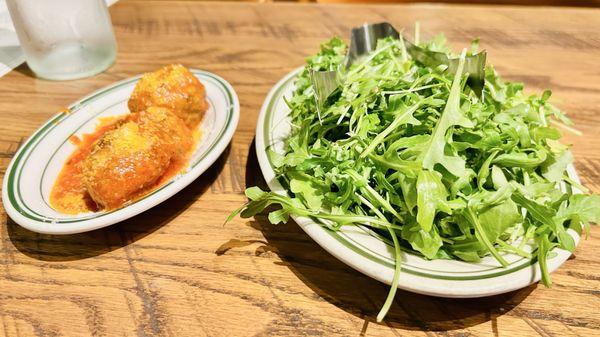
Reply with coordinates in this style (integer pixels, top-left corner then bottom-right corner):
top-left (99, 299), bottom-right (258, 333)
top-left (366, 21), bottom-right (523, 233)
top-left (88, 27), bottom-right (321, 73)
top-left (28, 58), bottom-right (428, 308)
top-left (231, 32), bottom-right (600, 321)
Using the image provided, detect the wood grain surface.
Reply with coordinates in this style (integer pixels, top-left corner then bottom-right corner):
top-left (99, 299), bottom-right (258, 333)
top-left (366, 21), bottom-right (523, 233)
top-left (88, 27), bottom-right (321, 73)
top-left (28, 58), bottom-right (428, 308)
top-left (1, 1), bottom-right (599, 336)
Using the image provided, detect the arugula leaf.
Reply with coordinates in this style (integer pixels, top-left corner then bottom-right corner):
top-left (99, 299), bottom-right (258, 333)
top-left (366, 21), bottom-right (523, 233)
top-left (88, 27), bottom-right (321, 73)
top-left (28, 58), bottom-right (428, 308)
top-left (229, 31), bottom-right (599, 322)
top-left (401, 221), bottom-right (443, 259)
top-left (360, 97), bottom-right (423, 158)
top-left (511, 191), bottom-right (575, 252)
top-left (289, 175), bottom-right (324, 210)
top-left (421, 49), bottom-right (474, 177)
top-left (555, 194), bottom-right (600, 235)
top-left (536, 233), bottom-right (556, 287)
top-left (477, 198), bottom-right (521, 242)
top-left (542, 150), bottom-right (573, 183)
top-left (416, 170), bottom-right (450, 232)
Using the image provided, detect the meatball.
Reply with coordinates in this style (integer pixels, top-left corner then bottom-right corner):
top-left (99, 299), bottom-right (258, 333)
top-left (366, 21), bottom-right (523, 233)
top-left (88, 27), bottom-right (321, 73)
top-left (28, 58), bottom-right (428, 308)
top-left (82, 107), bottom-right (192, 209)
top-left (128, 64), bottom-right (208, 129)
top-left (128, 106), bottom-right (193, 161)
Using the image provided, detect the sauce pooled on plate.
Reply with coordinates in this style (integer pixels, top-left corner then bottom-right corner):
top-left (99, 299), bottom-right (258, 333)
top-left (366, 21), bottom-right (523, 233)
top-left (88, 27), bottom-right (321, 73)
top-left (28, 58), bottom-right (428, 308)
top-left (50, 64), bottom-right (207, 214)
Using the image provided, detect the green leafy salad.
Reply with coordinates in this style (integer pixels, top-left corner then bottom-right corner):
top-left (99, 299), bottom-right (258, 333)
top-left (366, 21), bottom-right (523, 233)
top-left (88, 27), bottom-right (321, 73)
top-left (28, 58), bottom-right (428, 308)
top-left (230, 32), bottom-right (600, 321)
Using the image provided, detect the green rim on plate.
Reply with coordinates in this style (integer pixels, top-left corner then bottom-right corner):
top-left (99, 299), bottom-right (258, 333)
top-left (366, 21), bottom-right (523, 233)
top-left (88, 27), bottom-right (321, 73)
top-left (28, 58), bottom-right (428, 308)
top-left (261, 69), bottom-right (543, 281)
top-left (5, 70), bottom-right (235, 224)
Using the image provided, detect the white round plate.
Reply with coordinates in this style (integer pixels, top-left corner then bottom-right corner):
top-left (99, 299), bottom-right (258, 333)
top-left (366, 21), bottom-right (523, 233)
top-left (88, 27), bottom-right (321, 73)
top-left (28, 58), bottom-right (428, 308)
top-left (3, 69), bottom-right (239, 235)
top-left (255, 67), bottom-right (580, 298)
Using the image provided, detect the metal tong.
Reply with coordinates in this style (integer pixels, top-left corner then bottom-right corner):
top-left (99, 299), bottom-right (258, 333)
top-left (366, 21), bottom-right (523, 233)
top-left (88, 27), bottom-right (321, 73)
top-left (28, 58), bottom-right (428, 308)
top-left (311, 22), bottom-right (487, 111)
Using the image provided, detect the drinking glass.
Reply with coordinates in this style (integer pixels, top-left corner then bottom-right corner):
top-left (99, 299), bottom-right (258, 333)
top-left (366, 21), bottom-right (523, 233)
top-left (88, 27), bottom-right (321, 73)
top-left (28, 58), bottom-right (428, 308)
top-left (6, 0), bottom-right (117, 80)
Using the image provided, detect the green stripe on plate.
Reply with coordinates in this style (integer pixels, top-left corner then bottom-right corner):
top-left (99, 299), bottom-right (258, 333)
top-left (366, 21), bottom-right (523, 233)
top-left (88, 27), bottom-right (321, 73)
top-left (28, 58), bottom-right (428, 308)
top-left (6, 70), bottom-right (234, 223)
top-left (261, 69), bottom-right (538, 281)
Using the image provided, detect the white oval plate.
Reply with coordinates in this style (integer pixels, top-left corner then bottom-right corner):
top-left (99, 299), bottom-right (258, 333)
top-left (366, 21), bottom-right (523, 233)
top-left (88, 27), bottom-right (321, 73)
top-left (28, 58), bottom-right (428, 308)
top-left (256, 67), bottom-right (581, 298)
top-left (3, 69), bottom-right (239, 235)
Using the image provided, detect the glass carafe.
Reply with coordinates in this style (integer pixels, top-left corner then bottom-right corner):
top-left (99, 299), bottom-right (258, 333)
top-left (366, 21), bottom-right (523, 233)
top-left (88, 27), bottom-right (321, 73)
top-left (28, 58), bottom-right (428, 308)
top-left (6, 0), bottom-right (117, 80)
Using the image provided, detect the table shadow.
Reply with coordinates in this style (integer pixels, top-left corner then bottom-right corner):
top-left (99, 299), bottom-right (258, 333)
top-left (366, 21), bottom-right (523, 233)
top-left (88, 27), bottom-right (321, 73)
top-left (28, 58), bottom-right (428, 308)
top-left (241, 139), bottom-right (533, 334)
top-left (5, 145), bottom-right (230, 262)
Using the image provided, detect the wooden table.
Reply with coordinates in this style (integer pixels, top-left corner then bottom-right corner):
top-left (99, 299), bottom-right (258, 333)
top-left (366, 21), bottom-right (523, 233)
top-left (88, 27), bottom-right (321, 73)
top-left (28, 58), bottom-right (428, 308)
top-left (1, 1), bottom-right (599, 336)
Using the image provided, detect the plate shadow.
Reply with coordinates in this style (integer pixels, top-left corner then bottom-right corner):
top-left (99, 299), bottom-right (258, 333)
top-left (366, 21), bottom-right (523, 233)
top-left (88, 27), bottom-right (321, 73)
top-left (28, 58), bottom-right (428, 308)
top-left (5, 145), bottom-right (230, 262)
top-left (242, 138), bottom-right (533, 333)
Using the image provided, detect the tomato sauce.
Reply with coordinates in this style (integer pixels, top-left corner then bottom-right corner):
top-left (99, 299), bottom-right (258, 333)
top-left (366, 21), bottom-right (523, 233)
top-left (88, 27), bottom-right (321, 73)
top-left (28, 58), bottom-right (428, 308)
top-left (49, 116), bottom-right (199, 214)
